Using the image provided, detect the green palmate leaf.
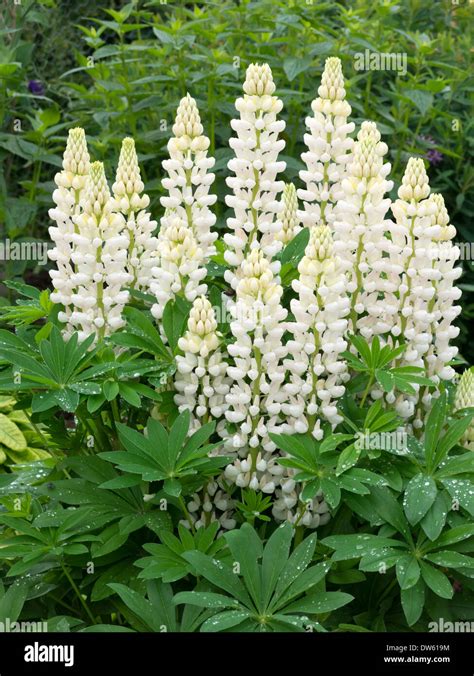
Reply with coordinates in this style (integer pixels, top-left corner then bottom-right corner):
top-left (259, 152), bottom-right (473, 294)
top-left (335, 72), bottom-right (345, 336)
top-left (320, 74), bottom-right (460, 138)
top-left (200, 610), bottom-right (252, 632)
top-left (420, 492), bottom-right (449, 541)
top-left (279, 226), bottom-right (310, 264)
top-left (162, 297), bottom-right (191, 353)
top-left (182, 550), bottom-right (253, 608)
top-left (322, 534), bottom-right (402, 561)
top-left (261, 523), bottom-right (293, 607)
top-left (401, 578), bottom-right (425, 626)
top-left (424, 392), bottom-right (447, 468)
top-left (442, 478), bottom-right (474, 517)
top-left (403, 474), bottom-right (437, 525)
top-left (433, 414), bottom-right (474, 468)
top-left (424, 551), bottom-right (474, 569)
top-left (224, 525), bottom-right (263, 610)
top-left (173, 592), bottom-right (240, 610)
top-left (282, 591), bottom-right (353, 615)
top-left (430, 524), bottom-right (474, 549)
top-left (396, 555), bottom-right (420, 590)
top-left (320, 478), bottom-right (341, 509)
top-left (336, 444), bottom-right (361, 475)
top-left (420, 562), bottom-right (453, 599)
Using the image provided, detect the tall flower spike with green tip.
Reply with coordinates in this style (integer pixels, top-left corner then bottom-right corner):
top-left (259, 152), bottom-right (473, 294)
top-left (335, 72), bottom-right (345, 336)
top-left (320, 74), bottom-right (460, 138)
top-left (224, 63), bottom-right (286, 290)
top-left (113, 137), bottom-right (157, 291)
top-left (64, 161), bottom-right (132, 341)
top-left (412, 193), bottom-right (462, 422)
top-left (49, 128), bottom-right (90, 320)
top-left (381, 157), bottom-right (438, 420)
top-left (275, 183), bottom-right (301, 245)
top-left (299, 57), bottom-right (354, 231)
top-left (454, 368), bottom-right (474, 450)
top-left (150, 94), bottom-right (216, 321)
top-left (283, 224), bottom-right (349, 440)
top-left (334, 120), bottom-right (393, 337)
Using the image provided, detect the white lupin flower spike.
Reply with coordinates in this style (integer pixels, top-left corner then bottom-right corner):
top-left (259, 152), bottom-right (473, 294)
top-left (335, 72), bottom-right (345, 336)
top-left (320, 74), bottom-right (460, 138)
top-left (223, 247), bottom-right (288, 491)
top-left (62, 161), bottom-right (131, 341)
top-left (113, 137), bottom-right (158, 291)
top-left (275, 183), bottom-right (301, 245)
top-left (453, 369), bottom-right (474, 450)
top-left (273, 483), bottom-right (331, 529)
top-left (334, 120), bottom-right (393, 336)
top-left (299, 57), bottom-right (354, 231)
top-left (174, 295), bottom-right (230, 431)
top-left (180, 479), bottom-right (236, 531)
top-left (283, 224), bottom-right (349, 437)
top-left (383, 157), bottom-right (435, 419)
top-left (150, 93), bottom-right (217, 321)
top-left (412, 193), bottom-right (461, 421)
top-left (48, 128), bottom-right (90, 325)
top-left (224, 63), bottom-right (286, 289)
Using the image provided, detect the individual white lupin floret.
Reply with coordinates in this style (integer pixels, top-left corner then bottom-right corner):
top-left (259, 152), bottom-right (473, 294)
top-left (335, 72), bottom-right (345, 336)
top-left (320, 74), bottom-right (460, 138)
top-left (180, 479), bottom-right (236, 531)
top-left (149, 217), bottom-right (207, 321)
top-left (48, 128), bottom-right (90, 319)
top-left (224, 63), bottom-right (286, 289)
top-left (299, 57), bottom-right (354, 231)
top-left (275, 183), bottom-right (301, 245)
top-left (112, 137), bottom-right (158, 291)
top-left (283, 224), bottom-right (349, 437)
top-left (160, 93), bottom-right (217, 260)
top-left (224, 247), bottom-right (288, 490)
top-left (453, 368), bottom-right (474, 450)
top-left (334, 121), bottom-right (393, 336)
top-left (175, 296), bottom-right (230, 430)
top-left (273, 482), bottom-right (330, 529)
top-left (61, 161), bottom-right (131, 341)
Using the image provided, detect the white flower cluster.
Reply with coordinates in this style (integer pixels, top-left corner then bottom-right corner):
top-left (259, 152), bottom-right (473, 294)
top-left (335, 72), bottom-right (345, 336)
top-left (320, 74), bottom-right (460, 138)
top-left (64, 162), bottom-right (131, 341)
top-left (283, 224), bottom-right (349, 438)
top-left (454, 368), bottom-right (474, 450)
top-left (422, 194), bottom-right (462, 388)
top-left (299, 57), bottom-right (354, 230)
top-left (273, 483), bottom-right (331, 528)
top-left (112, 137), bottom-right (157, 291)
top-left (48, 128), bottom-right (90, 325)
top-left (333, 121), bottom-right (393, 336)
top-left (150, 94), bottom-right (217, 320)
top-left (180, 478), bottom-right (236, 531)
top-left (224, 248), bottom-right (288, 486)
top-left (224, 63), bottom-right (286, 288)
top-left (275, 182), bottom-right (301, 245)
top-left (175, 296), bottom-right (230, 430)
top-left (381, 158), bottom-right (461, 418)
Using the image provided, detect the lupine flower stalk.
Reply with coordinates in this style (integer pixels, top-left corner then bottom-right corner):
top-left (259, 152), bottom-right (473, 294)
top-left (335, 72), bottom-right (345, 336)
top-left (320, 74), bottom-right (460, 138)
top-left (150, 94), bottom-right (217, 320)
top-left (283, 224), bottom-right (349, 439)
top-left (275, 182), bottom-right (301, 245)
top-left (48, 128), bottom-right (90, 323)
top-left (333, 121), bottom-right (393, 336)
top-left (66, 162), bottom-right (131, 341)
top-left (174, 296), bottom-right (230, 431)
top-left (224, 248), bottom-right (287, 491)
top-left (454, 368), bottom-right (474, 450)
top-left (224, 64), bottom-right (286, 288)
top-left (299, 57), bottom-right (354, 231)
top-left (181, 479), bottom-right (236, 531)
top-left (112, 137), bottom-right (157, 291)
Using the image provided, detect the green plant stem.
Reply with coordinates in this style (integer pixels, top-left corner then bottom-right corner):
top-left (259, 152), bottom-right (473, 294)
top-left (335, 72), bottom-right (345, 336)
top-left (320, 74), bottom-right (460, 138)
top-left (60, 561), bottom-right (96, 625)
top-left (360, 374), bottom-right (374, 408)
top-left (178, 496), bottom-right (196, 533)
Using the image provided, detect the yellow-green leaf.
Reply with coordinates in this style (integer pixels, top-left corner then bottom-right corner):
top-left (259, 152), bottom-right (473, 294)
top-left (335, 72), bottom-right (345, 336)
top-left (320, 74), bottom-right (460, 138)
top-left (0, 413), bottom-right (27, 451)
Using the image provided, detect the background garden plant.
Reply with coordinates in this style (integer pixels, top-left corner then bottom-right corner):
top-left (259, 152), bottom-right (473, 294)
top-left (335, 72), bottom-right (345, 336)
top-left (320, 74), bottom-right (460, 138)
top-left (0, 0), bottom-right (473, 637)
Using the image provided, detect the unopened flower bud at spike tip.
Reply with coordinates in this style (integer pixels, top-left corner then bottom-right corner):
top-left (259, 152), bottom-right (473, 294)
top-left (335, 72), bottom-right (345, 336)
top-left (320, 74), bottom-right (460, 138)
top-left (243, 63), bottom-right (276, 96)
top-left (454, 368), bottom-right (474, 449)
